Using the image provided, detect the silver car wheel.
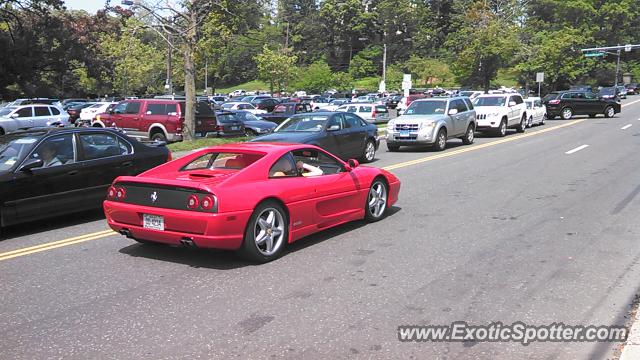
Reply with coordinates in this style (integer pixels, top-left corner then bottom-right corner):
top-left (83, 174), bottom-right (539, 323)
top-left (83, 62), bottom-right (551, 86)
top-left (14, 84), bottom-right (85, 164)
top-left (254, 208), bottom-right (285, 256)
top-left (562, 108), bottom-right (573, 120)
top-left (368, 182), bottom-right (387, 218)
top-left (365, 141), bottom-right (375, 161)
top-left (438, 131), bottom-right (446, 149)
top-left (606, 107), bottom-right (615, 117)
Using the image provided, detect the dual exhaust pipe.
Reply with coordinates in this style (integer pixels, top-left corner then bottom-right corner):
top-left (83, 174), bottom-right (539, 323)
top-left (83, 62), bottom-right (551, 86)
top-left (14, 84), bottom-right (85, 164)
top-left (119, 228), bottom-right (196, 248)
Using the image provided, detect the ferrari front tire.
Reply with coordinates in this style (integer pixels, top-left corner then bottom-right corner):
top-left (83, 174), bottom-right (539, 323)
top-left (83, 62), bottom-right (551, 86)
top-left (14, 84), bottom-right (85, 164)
top-left (240, 201), bottom-right (288, 263)
top-left (365, 178), bottom-right (388, 222)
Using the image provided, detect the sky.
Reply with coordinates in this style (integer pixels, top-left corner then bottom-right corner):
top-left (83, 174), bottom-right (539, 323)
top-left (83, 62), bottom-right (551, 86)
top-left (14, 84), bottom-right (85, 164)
top-left (64, 0), bottom-right (106, 13)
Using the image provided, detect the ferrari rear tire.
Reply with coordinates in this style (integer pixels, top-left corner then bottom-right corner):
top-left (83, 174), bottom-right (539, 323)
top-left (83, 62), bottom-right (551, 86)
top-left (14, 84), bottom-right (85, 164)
top-left (365, 179), bottom-right (388, 222)
top-left (361, 139), bottom-right (376, 163)
top-left (241, 201), bottom-right (288, 263)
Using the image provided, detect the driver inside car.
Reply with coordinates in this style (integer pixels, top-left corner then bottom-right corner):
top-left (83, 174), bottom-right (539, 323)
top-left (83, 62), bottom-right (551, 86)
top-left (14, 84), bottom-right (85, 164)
top-left (296, 160), bottom-right (323, 177)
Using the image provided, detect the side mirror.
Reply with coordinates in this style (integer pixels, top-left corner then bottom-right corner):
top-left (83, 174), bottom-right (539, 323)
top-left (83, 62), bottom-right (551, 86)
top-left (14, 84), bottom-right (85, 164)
top-left (327, 125), bottom-right (340, 131)
top-left (19, 158), bottom-right (44, 172)
top-left (10, 113), bottom-right (19, 118)
top-left (348, 159), bottom-right (359, 169)
top-left (508, 101), bottom-right (517, 107)
top-left (448, 108), bottom-right (459, 115)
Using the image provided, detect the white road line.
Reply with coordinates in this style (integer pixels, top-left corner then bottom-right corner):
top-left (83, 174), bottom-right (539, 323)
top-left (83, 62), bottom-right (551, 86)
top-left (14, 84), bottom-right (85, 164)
top-left (565, 144), bottom-right (589, 155)
top-left (622, 124), bottom-right (633, 130)
top-left (622, 99), bottom-right (640, 108)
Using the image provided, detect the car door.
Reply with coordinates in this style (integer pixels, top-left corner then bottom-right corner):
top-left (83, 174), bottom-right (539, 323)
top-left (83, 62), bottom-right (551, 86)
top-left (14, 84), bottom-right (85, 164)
top-left (583, 92), bottom-right (602, 113)
top-left (121, 101), bottom-right (143, 135)
top-left (318, 113), bottom-right (348, 158)
top-left (343, 113), bottom-right (368, 158)
top-left (10, 133), bottom-right (82, 223)
top-left (33, 105), bottom-right (53, 127)
top-left (77, 131), bottom-right (137, 207)
top-left (451, 99), bottom-right (468, 135)
top-left (15, 106), bottom-right (34, 129)
top-left (142, 102), bottom-right (169, 135)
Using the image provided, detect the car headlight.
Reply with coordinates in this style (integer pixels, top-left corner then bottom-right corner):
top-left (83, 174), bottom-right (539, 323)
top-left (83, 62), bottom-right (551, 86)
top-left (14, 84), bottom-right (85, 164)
top-left (387, 121), bottom-right (395, 130)
top-left (489, 112), bottom-right (500, 117)
top-left (420, 122), bottom-right (435, 130)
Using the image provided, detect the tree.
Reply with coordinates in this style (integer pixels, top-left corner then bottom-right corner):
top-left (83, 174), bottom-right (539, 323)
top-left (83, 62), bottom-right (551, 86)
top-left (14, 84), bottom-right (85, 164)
top-left (404, 56), bottom-right (455, 87)
top-left (255, 45), bottom-right (297, 94)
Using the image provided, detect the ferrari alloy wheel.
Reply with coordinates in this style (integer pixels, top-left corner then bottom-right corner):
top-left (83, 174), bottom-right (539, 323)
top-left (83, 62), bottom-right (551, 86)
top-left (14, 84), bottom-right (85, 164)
top-left (241, 201), bottom-right (288, 262)
top-left (362, 140), bottom-right (376, 163)
top-left (365, 179), bottom-right (388, 222)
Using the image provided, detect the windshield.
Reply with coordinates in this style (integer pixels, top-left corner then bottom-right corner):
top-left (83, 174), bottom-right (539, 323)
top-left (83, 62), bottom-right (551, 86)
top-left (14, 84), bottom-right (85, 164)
top-left (0, 107), bottom-right (16, 116)
top-left (404, 100), bottom-right (448, 115)
top-left (0, 135), bottom-right (40, 171)
top-left (473, 97), bottom-right (506, 106)
top-left (275, 115), bottom-right (328, 132)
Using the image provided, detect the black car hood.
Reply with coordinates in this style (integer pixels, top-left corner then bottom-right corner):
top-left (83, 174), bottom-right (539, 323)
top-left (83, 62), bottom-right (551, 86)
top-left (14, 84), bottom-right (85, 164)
top-left (251, 131), bottom-right (319, 143)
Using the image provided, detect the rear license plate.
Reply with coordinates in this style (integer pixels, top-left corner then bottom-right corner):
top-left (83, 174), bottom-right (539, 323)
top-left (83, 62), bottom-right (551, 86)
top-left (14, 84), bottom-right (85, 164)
top-left (143, 214), bottom-right (164, 231)
top-left (400, 130), bottom-right (410, 137)
top-left (231, 126), bottom-right (239, 130)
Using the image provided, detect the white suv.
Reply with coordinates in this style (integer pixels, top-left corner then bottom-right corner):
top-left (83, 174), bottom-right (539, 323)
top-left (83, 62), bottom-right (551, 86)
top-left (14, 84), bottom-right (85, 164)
top-left (473, 94), bottom-right (527, 136)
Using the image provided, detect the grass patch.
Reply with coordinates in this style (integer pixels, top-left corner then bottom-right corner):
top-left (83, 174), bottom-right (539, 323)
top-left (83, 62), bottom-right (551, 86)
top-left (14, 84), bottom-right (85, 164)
top-left (493, 68), bottom-right (519, 88)
top-left (168, 137), bottom-right (248, 152)
top-left (214, 80), bottom-right (270, 95)
top-left (353, 76), bottom-right (381, 91)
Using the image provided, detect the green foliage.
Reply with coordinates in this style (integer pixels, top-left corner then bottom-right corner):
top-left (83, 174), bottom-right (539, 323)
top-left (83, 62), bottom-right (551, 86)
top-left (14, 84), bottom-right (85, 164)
top-left (255, 45), bottom-right (298, 93)
top-left (404, 56), bottom-right (456, 87)
top-left (292, 59), bottom-right (353, 93)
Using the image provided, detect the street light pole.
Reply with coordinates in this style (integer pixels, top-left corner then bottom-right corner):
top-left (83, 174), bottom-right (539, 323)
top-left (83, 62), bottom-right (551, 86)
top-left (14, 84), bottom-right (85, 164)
top-left (615, 48), bottom-right (621, 87)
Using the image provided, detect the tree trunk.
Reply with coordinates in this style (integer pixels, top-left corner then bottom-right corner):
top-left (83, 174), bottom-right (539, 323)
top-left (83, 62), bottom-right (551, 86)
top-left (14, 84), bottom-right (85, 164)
top-left (182, 6), bottom-right (198, 141)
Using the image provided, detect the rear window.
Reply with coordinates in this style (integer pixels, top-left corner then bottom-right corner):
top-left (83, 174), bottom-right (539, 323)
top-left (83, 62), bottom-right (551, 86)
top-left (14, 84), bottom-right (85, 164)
top-left (375, 105), bottom-right (388, 112)
top-left (182, 152), bottom-right (263, 171)
top-left (542, 93), bottom-right (560, 102)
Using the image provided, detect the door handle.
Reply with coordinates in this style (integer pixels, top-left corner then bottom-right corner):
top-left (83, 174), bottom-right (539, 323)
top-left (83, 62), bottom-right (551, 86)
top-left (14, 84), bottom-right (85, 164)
top-left (67, 170), bottom-right (79, 176)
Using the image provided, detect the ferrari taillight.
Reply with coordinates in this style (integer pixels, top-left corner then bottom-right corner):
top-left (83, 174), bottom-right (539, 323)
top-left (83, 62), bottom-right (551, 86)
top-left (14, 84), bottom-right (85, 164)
top-left (107, 186), bottom-right (117, 199)
top-left (187, 194), bottom-right (199, 209)
top-left (115, 187), bottom-right (126, 200)
top-left (201, 195), bottom-right (215, 211)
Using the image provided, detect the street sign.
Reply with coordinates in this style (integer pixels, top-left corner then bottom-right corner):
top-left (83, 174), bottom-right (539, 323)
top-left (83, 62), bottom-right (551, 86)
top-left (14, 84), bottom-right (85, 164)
top-left (625, 44), bottom-right (632, 52)
top-left (403, 74), bottom-right (411, 82)
top-left (378, 80), bottom-right (386, 93)
top-left (584, 52), bottom-right (605, 57)
top-left (536, 72), bottom-right (544, 83)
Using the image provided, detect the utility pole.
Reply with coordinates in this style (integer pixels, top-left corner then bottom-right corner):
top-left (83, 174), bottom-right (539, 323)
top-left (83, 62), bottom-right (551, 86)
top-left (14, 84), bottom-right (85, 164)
top-left (615, 48), bottom-right (621, 87)
top-left (382, 43), bottom-right (387, 83)
top-left (581, 44), bottom-right (640, 86)
top-left (204, 58), bottom-right (208, 93)
top-left (166, 32), bottom-right (173, 95)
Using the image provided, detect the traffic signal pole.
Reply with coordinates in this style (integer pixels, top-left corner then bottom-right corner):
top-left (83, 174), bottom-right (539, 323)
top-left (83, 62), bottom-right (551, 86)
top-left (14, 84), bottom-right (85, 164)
top-left (581, 44), bottom-right (640, 86)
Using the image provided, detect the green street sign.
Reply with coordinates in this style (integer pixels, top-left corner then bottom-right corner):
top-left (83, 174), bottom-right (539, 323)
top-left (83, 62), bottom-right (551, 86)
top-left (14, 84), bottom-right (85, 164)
top-left (584, 52), bottom-right (605, 57)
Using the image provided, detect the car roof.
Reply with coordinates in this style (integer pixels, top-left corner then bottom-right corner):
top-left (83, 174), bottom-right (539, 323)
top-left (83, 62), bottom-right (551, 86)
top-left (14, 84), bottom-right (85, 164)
top-left (209, 142), bottom-right (314, 153)
top-left (8, 127), bottom-right (127, 137)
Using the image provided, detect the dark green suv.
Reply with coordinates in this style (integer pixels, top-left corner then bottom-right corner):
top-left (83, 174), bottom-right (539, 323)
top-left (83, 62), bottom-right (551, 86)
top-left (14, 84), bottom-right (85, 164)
top-left (542, 91), bottom-right (621, 120)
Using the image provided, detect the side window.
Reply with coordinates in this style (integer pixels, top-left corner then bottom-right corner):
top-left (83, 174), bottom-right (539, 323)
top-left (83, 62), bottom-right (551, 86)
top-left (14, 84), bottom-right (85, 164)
top-left (347, 106), bottom-right (358, 113)
top-left (166, 103), bottom-right (178, 115)
top-left (125, 102), bottom-right (141, 114)
top-left (360, 106), bottom-right (372, 113)
top-left (463, 98), bottom-right (474, 110)
top-left (79, 133), bottom-right (122, 160)
top-left (269, 152), bottom-right (298, 178)
top-left (29, 134), bottom-right (75, 167)
top-left (17, 107), bottom-right (33, 117)
top-left (326, 114), bottom-right (344, 130)
top-left (515, 96), bottom-right (523, 104)
top-left (113, 102), bottom-right (128, 114)
top-left (456, 99), bottom-right (468, 112)
top-left (535, 100), bottom-right (542, 107)
top-left (146, 103), bottom-right (167, 115)
top-left (584, 92), bottom-right (596, 100)
top-left (344, 114), bottom-right (362, 128)
top-left (118, 137), bottom-right (133, 155)
top-left (292, 148), bottom-right (344, 176)
top-left (34, 106), bottom-right (51, 116)
top-left (50, 106), bottom-right (61, 115)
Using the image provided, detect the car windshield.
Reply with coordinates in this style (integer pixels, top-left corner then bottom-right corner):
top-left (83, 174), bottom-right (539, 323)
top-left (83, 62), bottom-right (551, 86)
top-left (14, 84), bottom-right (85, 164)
top-left (474, 97), bottom-right (506, 106)
top-left (0, 135), bottom-right (40, 171)
top-left (275, 115), bottom-right (328, 132)
top-left (182, 152), bottom-right (263, 171)
top-left (0, 107), bottom-right (16, 116)
top-left (404, 100), bottom-right (448, 115)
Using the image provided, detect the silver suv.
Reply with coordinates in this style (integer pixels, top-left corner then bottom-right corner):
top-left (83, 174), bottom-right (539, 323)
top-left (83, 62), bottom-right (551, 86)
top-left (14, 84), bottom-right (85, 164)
top-left (385, 97), bottom-right (476, 151)
top-left (0, 104), bottom-right (70, 135)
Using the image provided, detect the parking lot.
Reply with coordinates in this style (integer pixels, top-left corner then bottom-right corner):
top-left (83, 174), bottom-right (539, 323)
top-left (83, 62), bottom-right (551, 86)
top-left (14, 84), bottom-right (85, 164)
top-left (2, 97), bottom-right (640, 359)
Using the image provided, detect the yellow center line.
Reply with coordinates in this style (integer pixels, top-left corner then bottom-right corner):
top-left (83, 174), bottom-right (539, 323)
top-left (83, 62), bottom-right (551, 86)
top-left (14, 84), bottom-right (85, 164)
top-left (0, 230), bottom-right (116, 262)
top-left (382, 119), bottom-right (585, 171)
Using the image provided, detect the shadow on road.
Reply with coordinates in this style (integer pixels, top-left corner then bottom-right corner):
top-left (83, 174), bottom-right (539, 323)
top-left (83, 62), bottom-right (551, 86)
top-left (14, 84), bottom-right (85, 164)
top-left (118, 206), bottom-right (402, 269)
top-left (0, 209), bottom-right (105, 241)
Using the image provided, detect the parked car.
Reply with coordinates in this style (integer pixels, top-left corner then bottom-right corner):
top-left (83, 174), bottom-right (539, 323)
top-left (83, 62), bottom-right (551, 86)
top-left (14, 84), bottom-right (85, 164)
top-left (386, 97), bottom-right (476, 152)
top-left (7, 98), bottom-right (62, 108)
top-left (258, 102), bottom-right (313, 124)
top-left (252, 112), bottom-right (379, 163)
top-left (93, 99), bottom-right (219, 142)
top-left (67, 102), bottom-right (96, 124)
top-left (320, 99), bottom-right (349, 112)
top-left (216, 110), bottom-right (277, 136)
top-left (473, 93), bottom-right (527, 136)
top-left (0, 104), bottom-right (70, 135)
top-left (310, 97), bottom-right (333, 110)
top-left (335, 103), bottom-right (390, 124)
top-left (397, 94), bottom-right (426, 114)
top-left (542, 91), bottom-right (621, 119)
top-left (616, 86), bottom-right (628, 99)
top-left (0, 127), bottom-right (170, 231)
top-left (459, 91), bottom-right (484, 99)
top-left (79, 102), bottom-right (117, 123)
top-left (385, 95), bottom-right (402, 109)
top-left (103, 142), bottom-right (400, 262)
top-left (251, 98), bottom-right (280, 112)
top-left (524, 97), bottom-right (546, 127)
top-left (598, 87), bottom-right (620, 100)
top-left (625, 83), bottom-right (639, 95)
top-left (220, 102), bottom-right (267, 115)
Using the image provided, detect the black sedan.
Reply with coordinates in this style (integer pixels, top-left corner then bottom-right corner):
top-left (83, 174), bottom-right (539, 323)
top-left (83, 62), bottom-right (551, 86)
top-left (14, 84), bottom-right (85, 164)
top-left (251, 111), bottom-right (379, 163)
top-left (0, 128), bottom-right (170, 230)
top-left (216, 110), bottom-right (277, 136)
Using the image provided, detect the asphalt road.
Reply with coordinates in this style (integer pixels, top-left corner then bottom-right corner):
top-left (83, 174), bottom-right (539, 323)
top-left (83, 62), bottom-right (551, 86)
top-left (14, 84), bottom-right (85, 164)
top-left (3, 98), bottom-right (640, 359)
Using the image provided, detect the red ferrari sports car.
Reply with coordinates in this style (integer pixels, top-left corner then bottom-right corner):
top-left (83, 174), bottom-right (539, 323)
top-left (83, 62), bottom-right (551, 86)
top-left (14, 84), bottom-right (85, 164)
top-left (103, 142), bottom-right (401, 262)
